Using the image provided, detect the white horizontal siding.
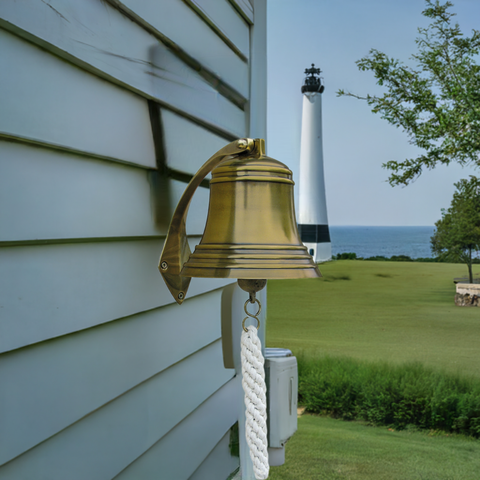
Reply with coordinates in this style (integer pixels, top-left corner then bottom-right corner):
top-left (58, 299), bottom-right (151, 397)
top-left (0, 141), bottom-right (211, 243)
top-left (228, 0), bottom-right (254, 24)
top-left (0, 1), bottom-right (263, 479)
top-left (185, 0), bottom-right (249, 60)
top-left (188, 429), bottom-right (239, 480)
top-left (0, 29), bottom-right (156, 168)
top-left (113, 377), bottom-right (240, 480)
top-left (0, 1), bottom-right (246, 138)
top-left (0, 240), bottom-right (235, 353)
top-left (0, 324), bottom-right (230, 465)
top-left (161, 109), bottom-right (232, 178)
top-left (108, 0), bottom-right (249, 98)
top-left (149, 41), bottom-right (246, 138)
top-left (0, 342), bottom-right (236, 478)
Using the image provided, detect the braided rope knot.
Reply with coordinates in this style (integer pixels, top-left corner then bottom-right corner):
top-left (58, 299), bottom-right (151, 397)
top-left (241, 325), bottom-right (269, 479)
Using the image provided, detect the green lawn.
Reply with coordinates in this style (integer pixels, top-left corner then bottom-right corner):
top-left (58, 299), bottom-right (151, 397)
top-left (269, 415), bottom-right (480, 480)
top-left (267, 260), bottom-right (480, 377)
top-left (266, 260), bottom-right (480, 479)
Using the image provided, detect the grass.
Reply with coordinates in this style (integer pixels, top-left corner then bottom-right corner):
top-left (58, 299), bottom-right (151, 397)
top-left (266, 260), bottom-right (480, 377)
top-left (268, 415), bottom-right (480, 480)
top-left (266, 260), bottom-right (480, 479)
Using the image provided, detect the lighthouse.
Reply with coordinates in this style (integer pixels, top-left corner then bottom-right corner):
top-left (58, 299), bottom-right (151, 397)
top-left (298, 64), bottom-right (332, 262)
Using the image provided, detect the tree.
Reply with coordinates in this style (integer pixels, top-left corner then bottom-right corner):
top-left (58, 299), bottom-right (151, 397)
top-left (431, 176), bottom-right (480, 282)
top-left (337, 1), bottom-right (480, 186)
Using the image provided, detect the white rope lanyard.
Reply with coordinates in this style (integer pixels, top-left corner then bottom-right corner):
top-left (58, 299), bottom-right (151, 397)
top-left (241, 298), bottom-right (269, 479)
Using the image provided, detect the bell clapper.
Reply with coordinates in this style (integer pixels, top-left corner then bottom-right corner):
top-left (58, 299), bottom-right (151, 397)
top-left (238, 278), bottom-right (267, 303)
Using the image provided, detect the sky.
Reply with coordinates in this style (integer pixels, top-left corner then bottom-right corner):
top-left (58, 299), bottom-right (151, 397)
top-left (266, 0), bottom-right (480, 226)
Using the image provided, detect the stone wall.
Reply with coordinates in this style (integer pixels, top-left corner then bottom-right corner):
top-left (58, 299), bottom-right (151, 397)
top-left (455, 283), bottom-right (480, 306)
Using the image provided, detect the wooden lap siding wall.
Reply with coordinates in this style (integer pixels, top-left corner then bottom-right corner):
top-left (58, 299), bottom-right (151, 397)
top-left (0, 0), bottom-right (266, 479)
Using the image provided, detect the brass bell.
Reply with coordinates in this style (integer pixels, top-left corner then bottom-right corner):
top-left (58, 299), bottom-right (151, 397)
top-left (159, 138), bottom-right (321, 304)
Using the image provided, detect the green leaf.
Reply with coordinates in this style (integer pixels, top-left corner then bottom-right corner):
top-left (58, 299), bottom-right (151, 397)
top-left (340, 0), bottom-right (480, 186)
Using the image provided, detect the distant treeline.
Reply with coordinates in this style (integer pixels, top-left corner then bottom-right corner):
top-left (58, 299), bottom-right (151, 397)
top-left (333, 252), bottom-right (480, 263)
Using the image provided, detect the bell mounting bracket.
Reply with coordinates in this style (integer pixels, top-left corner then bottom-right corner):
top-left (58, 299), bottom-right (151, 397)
top-left (159, 138), bottom-right (262, 304)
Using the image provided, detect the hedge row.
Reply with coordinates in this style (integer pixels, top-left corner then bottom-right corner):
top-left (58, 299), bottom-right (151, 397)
top-left (333, 252), bottom-right (480, 263)
top-left (298, 355), bottom-right (480, 437)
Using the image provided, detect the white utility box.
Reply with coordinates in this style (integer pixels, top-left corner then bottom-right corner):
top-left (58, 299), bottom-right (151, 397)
top-left (265, 348), bottom-right (298, 466)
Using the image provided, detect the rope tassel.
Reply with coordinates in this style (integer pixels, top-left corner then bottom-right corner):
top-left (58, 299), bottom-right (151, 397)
top-left (241, 325), bottom-right (269, 479)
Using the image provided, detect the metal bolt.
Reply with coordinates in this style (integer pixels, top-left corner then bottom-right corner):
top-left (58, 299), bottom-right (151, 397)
top-left (178, 292), bottom-right (185, 300)
top-left (160, 261), bottom-right (168, 270)
top-left (237, 139), bottom-right (248, 149)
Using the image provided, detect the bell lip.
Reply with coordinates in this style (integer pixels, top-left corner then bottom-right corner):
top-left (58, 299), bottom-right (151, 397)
top-left (180, 265), bottom-right (321, 279)
top-left (181, 243), bottom-right (321, 278)
top-left (193, 243), bottom-right (308, 251)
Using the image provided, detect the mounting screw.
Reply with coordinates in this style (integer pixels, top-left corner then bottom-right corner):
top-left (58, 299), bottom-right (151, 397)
top-left (160, 261), bottom-right (168, 270)
top-left (237, 139), bottom-right (248, 149)
top-left (178, 292), bottom-right (185, 300)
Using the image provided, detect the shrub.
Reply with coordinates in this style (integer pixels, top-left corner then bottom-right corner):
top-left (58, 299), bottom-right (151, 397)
top-left (336, 254), bottom-right (443, 262)
top-left (335, 252), bottom-right (357, 260)
top-left (390, 255), bottom-right (413, 262)
top-left (298, 355), bottom-right (480, 437)
top-left (365, 255), bottom-right (389, 261)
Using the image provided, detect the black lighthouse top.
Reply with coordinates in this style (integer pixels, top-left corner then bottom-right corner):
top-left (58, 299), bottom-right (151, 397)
top-left (301, 64), bottom-right (325, 94)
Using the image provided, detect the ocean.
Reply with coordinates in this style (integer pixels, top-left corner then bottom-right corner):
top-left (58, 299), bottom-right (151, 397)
top-left (330, 226), bottom-right (436, 259)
